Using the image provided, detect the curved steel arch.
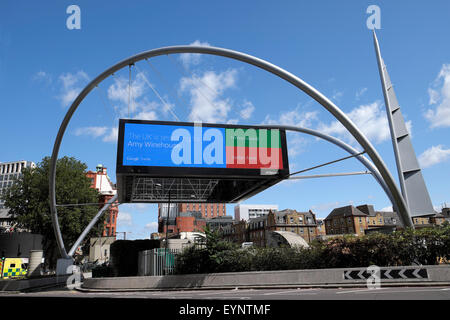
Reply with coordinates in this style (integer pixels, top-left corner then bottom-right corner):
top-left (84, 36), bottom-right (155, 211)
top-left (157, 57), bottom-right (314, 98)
top-left (50, 45), bottom-right (413, 259)
top-left (64, 125), bottom-right (397, 258)
top-left (267, 125), bottom-right (397, 209)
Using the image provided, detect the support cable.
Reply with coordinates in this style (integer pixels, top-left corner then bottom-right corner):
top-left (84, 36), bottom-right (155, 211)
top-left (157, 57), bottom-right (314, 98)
top-left (134, 63), bottom-right (180, 121)
top-left (287, 171), bottom-right (372, 180)
top-left (145, 59), bottom-right (191, 111)
top-left (288, 151), bottom-right (366, 177)
top-left (56, 202), bottom-right (112, 207)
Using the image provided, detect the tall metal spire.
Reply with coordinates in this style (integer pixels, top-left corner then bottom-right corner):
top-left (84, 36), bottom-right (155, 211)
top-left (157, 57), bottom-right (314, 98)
top-left (373, 30), bottom-right (435, 217)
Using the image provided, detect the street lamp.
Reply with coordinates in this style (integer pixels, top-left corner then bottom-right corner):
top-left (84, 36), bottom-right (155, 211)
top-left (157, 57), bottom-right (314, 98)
top-left (155, 183), bottom-right (171, 275)
top-left (164, 188), bottom-right (172, 275)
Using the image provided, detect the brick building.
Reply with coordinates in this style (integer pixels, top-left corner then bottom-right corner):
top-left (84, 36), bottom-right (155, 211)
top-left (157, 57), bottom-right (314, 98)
top-left (248, 216), bottom-right (267, 247)
top-left (159, 211), bottom-right (206, 235)
top-left (324, 205), bottom-right (368, 236)
top-left (158, 202), bottom-right (226, 235)
top-left (207, 216), bottom-right (234, 232)
top-left (178, 203), bottom-right (226, 219)
top-left (222, 220), bottom-right (248, 244)
top-left (325, 204), bottom-right (448, 236)
top-left (224, 209), bottom-right (320, 246)
top-left (86, 164), bottom-right (118, 238)
top-left (267, 209), bottom-right (319, 243)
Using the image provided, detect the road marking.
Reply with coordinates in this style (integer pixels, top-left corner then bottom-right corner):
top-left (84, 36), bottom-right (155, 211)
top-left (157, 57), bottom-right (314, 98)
top-left (334, 287), bottom-right (448, 295)
top-left (336, 288), bottom-right (387, 294)
top-left (209, 296), bottom-right (251, 300)
top-left (263, 289), bottom-right (318, 296)
top-left (197, 289), bottom-right (256, 296)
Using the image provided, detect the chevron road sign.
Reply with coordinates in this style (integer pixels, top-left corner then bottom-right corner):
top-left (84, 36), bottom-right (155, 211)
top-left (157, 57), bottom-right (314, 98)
top-left (344, 268), bottom-right (428, 280)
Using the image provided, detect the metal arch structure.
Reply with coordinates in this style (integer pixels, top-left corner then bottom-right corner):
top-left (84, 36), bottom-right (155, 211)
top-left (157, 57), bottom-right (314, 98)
top-left (267, 125), bottom-right (397, 209)
top-left (49, 45), bottom-right (413, 259)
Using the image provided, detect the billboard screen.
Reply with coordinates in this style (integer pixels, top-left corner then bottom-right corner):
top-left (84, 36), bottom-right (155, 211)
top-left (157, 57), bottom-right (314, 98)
top-left (117, 119), bottom-right (289, 178)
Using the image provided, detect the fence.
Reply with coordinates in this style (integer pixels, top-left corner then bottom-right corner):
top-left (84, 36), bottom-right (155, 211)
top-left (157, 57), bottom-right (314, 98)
top-left (138, 248), bottom-right (179, 276)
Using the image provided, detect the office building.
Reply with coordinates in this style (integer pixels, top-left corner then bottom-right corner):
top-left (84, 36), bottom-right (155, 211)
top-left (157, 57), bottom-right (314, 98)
top-left (0, 160), bottom-right (36, 210)
top-left (0, 160), bottom-right (35, 232)
top-left (234, 204), bottom-right (278, 221)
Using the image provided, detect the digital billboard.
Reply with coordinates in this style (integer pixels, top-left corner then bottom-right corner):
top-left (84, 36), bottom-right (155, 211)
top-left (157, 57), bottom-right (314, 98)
top-left (117, 119), bottom-right (289, 177)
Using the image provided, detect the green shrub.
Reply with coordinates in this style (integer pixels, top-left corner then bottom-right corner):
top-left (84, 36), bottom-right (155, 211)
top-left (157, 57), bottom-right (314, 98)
top-left (174, 225), bottom-right (450, 274)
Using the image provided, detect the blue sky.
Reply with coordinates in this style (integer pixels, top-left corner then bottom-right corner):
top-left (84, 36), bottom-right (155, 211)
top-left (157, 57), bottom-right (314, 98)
top-left (1, 1), bottom-right (450, 239)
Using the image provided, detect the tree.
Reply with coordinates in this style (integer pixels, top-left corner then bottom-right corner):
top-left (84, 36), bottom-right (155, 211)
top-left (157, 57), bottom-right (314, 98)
top-left (0, 156), bottom-right (103, 269)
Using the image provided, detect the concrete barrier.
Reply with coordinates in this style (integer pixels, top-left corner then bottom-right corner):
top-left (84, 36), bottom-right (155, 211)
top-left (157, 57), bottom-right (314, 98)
top-left (81, 265), bottom-right (450, 291)
top-left (0, 275), bottom-right (70, 292)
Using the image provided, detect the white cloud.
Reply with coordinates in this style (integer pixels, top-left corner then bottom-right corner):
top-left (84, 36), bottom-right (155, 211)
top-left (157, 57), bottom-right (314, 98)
top-left (102, 127), bottom-right (119, 143)
top-left (239, 100), bottom-right (255, 120)
top-left (380, 206), bottom-right (393, 212)
top-left (310, 201), bottom-right (341, 213)
top-left (332, 90), bottom-right (343, 102)
top-left (74, 126), bottom-right (108, 138)
top-left (144, 222), bottom-right (158, 232)
top-left (33, 71), bottom-right (52, 85)
top-left (317, 101), bottom-right (395, 145)
top-left (287, 134), bottom-right (307, 158)
top-left (117, 212), bottom-right (133, 226)
top-left (180, 68), bottom-right (237, 123)
top-left (108, 72), bottom-right (146, 113)
top-left (356, 88), bottom-right (368, 100)
top-left (425, 64), bottom-right (450, 128)
top-left (58, 71), bottom-right (89, 107)
top-left (108, 72), bottom-right (176, 121)
top-left (263, 108), bottom-right (318, 128)
top-left (263, 108), bottom-right (318, 157)
top-left (179, 40), bottom-right (211, 68)
top-left (418, 145), bottom-right (450, 168)
top-left (227, 119), bottom-right (239, 124)
top-left (73, 126), bottom-right (118, 143)
top-left (74, 71), bottom-right (169, 144)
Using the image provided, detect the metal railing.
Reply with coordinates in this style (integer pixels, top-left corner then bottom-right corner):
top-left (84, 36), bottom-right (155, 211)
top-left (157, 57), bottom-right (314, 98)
top-left (138, 248), bottom-right (179, 276)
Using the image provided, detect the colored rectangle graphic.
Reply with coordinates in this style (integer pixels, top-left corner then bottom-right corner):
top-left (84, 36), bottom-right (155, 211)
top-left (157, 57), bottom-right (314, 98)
top-left (123, 123), bottom-right (226, 168)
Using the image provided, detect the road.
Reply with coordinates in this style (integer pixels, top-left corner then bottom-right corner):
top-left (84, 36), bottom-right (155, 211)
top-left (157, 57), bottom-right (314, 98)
top-left (1, 285), bottom-right (450, 300)
top-left (1, 286), bottom-right (448, 318)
